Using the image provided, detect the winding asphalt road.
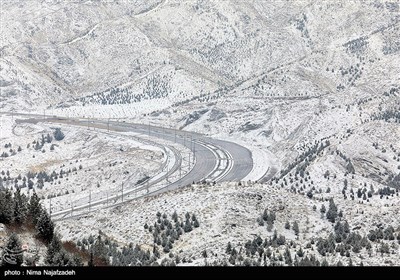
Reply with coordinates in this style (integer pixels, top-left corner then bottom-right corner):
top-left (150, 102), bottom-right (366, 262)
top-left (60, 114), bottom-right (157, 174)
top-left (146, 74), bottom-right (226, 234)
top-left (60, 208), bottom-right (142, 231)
top-left (111, 121), bottom-right (253, 189)
top-left (4, 112), bottom-right (253, 218)
top-left (22, 116), bottom-right (253, 188)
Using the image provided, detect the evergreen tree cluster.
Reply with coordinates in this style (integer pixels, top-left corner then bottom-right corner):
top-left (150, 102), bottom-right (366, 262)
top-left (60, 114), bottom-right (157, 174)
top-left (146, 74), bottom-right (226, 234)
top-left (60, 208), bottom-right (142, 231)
top-left (343, 36), bottom-right (369, 54)
top-left (0, 142), bottom-right (23, 158)
top-left (0, 162), bottom-right (82, 191)
top-left (0, 189), bottom-right (54, 243)
top-left (0, 130), bottom-right (63, 158)
top-left (33, 133), bottom-right (54, 151)
top-left (257, 209), bottom-right (276, 231)
top-left (378, 186), bottom-right (396, 198)
top-left (76, 74), bottom-right (172, 106)
top-left (334, 150), bottom-right (356, 175)
top-left (45, 235), bottom-right (83, 266)
top-left (222, 218), bottom-right (388, 267)
top-left (225, 237), bottom-right (336, 266)
top-left (53, 128), bottom-right (65, 141)
top-left (367, 225), bottom-right (397, 242)
top-left (0, 193), bottom-right (69, 266)
top-left (0, 233), bottom-right (24, 267)
top-left (316, 220), bottom-right (372, 257)
top-left (382, 23), bottom-right (400, 55)
top-left (326, 198), bottom-right (339, 223)
top-left (77, 233), bottom-right (165, 266)
top-left (145, 211), bottom-right (200, 254)
top-left (111, 242), bottom-right (155, 266)
top-left (372, 105), bottom-right (400, 123)
top-left (278, 140), bottom-right (330, 179)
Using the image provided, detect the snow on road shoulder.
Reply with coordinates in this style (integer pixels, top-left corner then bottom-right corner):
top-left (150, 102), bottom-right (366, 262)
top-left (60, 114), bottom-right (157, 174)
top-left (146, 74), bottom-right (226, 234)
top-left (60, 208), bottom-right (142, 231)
top-left (211, 133), bottom-right (279, 182)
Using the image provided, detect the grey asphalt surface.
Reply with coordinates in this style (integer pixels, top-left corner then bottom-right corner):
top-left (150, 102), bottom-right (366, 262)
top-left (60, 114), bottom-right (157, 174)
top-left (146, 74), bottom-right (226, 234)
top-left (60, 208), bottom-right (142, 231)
top-left (207, 139), bottom-right (253, 181)
top-left (13, 114), bottom-right (254, 185)
top-left (5, 112), bottom-right (254, 212)
top-left (103, 120), bottom-right (253, 194)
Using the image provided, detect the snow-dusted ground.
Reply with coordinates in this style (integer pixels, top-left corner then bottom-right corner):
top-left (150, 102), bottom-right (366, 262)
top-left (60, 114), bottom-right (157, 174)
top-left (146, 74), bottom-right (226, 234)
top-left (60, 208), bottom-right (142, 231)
top-left (0, 115), bottom-right (166, 214)
top-left (1, 0), bottom-right (399, 266)
top-left (0, 114), bottom-right (199, 218)
top-left (56, 179), bottom-right (400, 266)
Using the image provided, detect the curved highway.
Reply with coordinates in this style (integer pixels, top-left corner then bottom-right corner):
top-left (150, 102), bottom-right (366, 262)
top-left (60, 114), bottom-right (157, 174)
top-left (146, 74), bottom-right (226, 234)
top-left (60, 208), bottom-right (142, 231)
top-left (108, 121), bottom-right (253, 189)
top-left (6, 113), bottom-right (253, 219)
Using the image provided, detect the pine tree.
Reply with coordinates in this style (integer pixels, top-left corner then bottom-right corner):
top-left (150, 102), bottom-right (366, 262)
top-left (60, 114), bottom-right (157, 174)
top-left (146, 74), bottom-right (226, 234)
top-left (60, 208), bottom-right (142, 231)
top-left (72, 255), bottom-right (83, 266)
top-left (293, 255), bottom-right (299, 266)
top-left (34, 141), bottom-right (41, 150)
top-left (88, 250), bottom-right (94, 267)
top-left (343, 221), bottom-right (350, 233)
top-left (46, 234), bottom-right (62, 265)
top-left (296, 247), bottom-right (304, 257)
top-left (185, 212), bottom-right (190, 220)
top-left (46, 133), bottom-right (53, 143)
top-left (265, 247), bottom-right (271, 258)
top-left (320, 259), bottom-right (329, 266)
top-left (326, 198), bottom-right (338, 223)
top-left (226, 242), bottom-right (232, 254)
top-left (167, 240), bottom-right (173, 249)
top-left (293, 221), bottom-right (300, 236)
top-left (27, 179), bottom-right (34, 189)
top-left (93, 235), bottom-right (108, 264)
top-left (36, 210), bottom-right (54, 243)
top-left (262, 209), bottom-right (269, 221)
top-left (284, 247), bottom-right (292, 265)
top-left (54, 128), bottom-right (65, 141)
top-left (184, 219), bottom-right (192, 233)
top-left (273, 229), bottom-right (278, 241)
top-left (277, 235), bottom-right (286, 246)
top-left (163, 245), bottom-right (170, 253)
top-left (268, 211), bottom-right (276, 224)
top-left (285, 221), bottom-right (290, 230)
top-left (172, 211), bottom-right (178, 222)
top-left (53, 250), bottom-right (73, 266)
top-left (1, 233), bottom-right (23, 266)
top-left (13, 188), bottom-right (28, 225)
top-left (193, 216), bottom-right (200, 228)
top-left (28, 192), bottom-right (43, 225)
top-left (0, 189), bottom-right (14, 224)
top-left (153, 245), bottom-right (160, 259)
top-left (161, 235), bottom-right (167, 248)
top-left (88, 234), bottom-right (95, 245)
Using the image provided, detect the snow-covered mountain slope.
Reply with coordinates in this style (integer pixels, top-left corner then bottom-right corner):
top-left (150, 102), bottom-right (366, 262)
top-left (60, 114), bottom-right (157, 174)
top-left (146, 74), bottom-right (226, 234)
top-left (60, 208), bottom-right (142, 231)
top-left (56, 179), bottom-right (400, 266)
top-left (1, 0), bottom-right (399, 266)
top-left (2, 0), bottom-right (398, 161)
top-left (1, 0), bottom-right (398, 110)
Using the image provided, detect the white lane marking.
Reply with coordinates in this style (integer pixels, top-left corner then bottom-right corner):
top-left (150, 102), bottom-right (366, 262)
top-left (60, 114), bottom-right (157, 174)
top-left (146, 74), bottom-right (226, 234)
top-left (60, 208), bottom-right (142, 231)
top-left (194, 141), bottom-right (219, 180)
top-left (195, 141), bottom-right (235, 182)
top-left (214, 149), bottom-right (234, 182)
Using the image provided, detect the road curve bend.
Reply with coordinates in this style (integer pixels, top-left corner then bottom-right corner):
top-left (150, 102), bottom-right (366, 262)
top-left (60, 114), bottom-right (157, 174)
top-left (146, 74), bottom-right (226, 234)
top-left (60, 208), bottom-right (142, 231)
top-left (7, 113), bottom-right (253, 218)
